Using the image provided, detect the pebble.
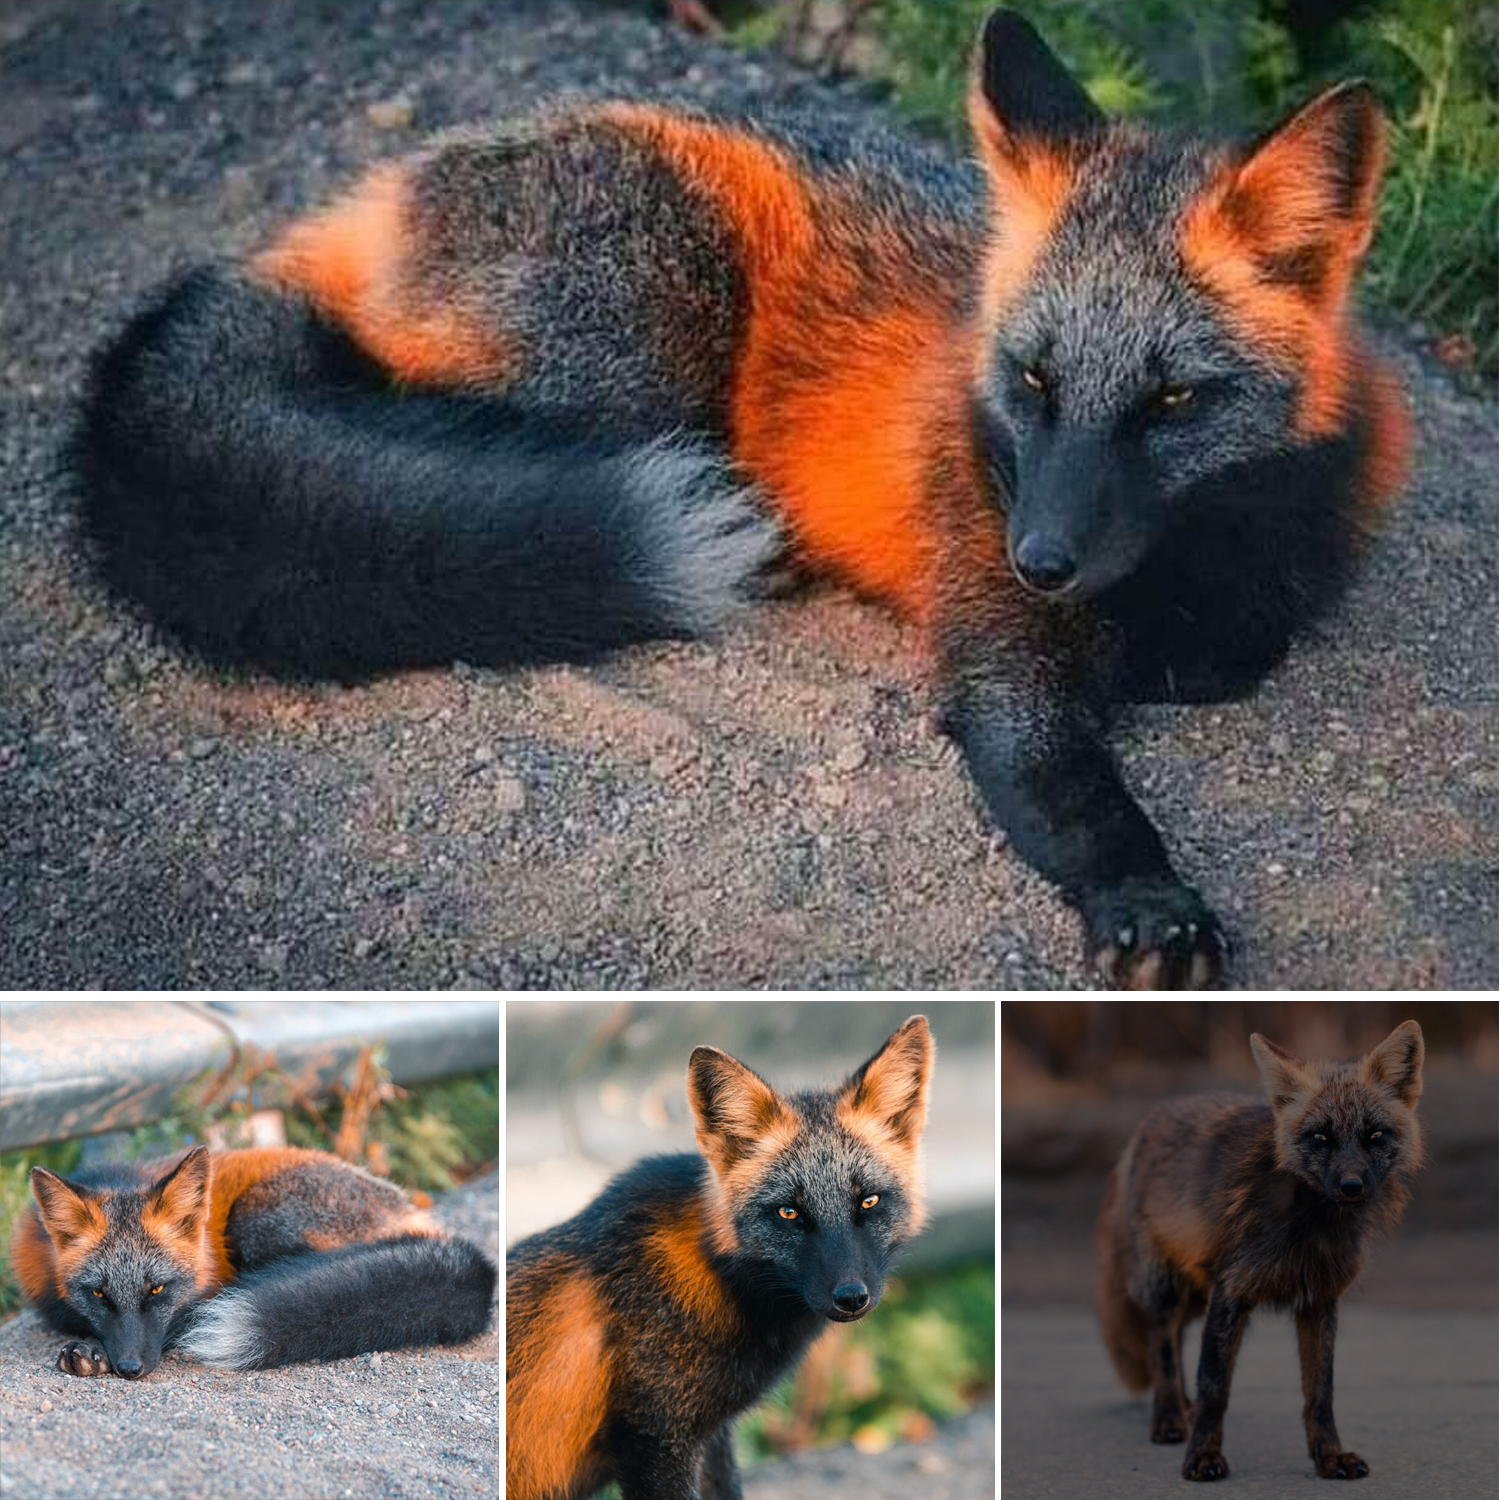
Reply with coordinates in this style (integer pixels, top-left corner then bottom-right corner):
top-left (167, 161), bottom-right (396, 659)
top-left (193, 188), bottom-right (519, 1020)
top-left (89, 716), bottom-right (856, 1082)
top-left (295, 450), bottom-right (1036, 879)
top-left (366, 94), bottom-right (415, 130)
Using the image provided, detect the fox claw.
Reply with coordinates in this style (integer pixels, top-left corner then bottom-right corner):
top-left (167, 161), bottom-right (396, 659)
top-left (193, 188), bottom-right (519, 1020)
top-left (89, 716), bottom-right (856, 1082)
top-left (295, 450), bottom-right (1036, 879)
top-left (56, 1341), bottom-right (112, 1377)
top-left (1083, 878), bottom-right (1228, 989)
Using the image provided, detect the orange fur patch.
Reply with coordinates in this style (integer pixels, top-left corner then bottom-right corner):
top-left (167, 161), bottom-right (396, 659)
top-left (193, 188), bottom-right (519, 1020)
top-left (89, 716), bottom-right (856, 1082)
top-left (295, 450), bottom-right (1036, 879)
top-left (834, 1016), bottom-right (934, 1232)
top-left (967, 80), bottom-right (1081, 341)
top-left (23, 1169), bottom-right (108, 1296)
top-left (598, 103), bottom-right (952, 621)
top-left (506, 1258), bottom-right (609, 1500)
top-left (254, 162), bottom-right (507, 386)
top-left (1179, 92), bottom-right (1387, 438)
top-left (645, 1199), bottom-right (737, 1333)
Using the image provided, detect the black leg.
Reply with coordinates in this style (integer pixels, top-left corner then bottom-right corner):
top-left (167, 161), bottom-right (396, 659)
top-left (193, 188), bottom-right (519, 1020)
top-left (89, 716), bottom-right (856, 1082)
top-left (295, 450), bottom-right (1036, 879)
top-left (699, 1424), bottom-right (742, 1500)
top-left (1182, 1286), bottom-right (1250, 1481)
top-left (1297, 1301), bottom-right (1368, 1479)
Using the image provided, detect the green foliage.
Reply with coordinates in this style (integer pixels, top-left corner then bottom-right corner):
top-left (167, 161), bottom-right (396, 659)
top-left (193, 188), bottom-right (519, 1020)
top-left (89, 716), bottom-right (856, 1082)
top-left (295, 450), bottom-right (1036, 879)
top-left (738, 1257), bottom-right (994, 1458)
top-left (870, 0), bottom-right (1497, 372)
top-left (0, 1140), bottom-right (83, 1320)
top-left (373, 1070), bottom-right (499, 1191)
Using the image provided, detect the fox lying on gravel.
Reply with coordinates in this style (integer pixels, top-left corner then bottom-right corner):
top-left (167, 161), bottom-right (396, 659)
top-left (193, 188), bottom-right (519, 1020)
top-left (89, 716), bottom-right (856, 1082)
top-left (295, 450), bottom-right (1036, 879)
top-left (1097, 1020), bottom-right (1424, 1481)
top-left (73, 10), bottom-right (1410, 989)
top-left (11, 1144), bottom-right (496, 1377)
top-left (507, 1016), bottom-right (933, 1500)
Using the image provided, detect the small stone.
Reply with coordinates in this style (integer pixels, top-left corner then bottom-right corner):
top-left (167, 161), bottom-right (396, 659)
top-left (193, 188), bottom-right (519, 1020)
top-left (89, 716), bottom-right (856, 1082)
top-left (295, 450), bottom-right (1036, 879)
top-left (366, 94), bottom-right (415, 130)
top-left (813, 779), bottom-right (847, 808)
top-left (187, 736), bottom-right (217, 760)
top-left (492, 775), bottom-right (527, 813)
top-left (831, 739), bottom-right (867, 773)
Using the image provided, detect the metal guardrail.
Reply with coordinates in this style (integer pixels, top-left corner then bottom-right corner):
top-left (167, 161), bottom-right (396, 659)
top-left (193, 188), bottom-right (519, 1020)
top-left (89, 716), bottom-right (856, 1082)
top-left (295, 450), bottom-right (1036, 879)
top-left (0, 999), bottom-right (498, 1151)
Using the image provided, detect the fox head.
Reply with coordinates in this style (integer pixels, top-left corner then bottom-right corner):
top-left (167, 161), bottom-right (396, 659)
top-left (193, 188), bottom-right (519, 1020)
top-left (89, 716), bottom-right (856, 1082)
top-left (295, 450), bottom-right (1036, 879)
top-left (28, 1146), bottom-right (213, 1378)
top-left (1250, 1020), bottom-right (1425, 1216)
top-left (967, 9), bottom-right (1402, 602)
top-left (687, 1015), bottom-right (933, 1323)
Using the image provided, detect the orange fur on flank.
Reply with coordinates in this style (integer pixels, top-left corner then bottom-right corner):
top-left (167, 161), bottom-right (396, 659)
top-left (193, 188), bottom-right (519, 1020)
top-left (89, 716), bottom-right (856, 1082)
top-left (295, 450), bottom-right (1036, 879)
top-left (505, 1259), bottom-right (610, 1500)
top-left (254, 163), bottom-right (507, 386)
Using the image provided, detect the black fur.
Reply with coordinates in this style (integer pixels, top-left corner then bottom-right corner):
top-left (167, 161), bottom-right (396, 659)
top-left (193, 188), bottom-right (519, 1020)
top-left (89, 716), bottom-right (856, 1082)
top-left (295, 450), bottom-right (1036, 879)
top-left (180, 1233), bottom-right (498, 1368)
top-left (74, 265), bottom-right (774, 680)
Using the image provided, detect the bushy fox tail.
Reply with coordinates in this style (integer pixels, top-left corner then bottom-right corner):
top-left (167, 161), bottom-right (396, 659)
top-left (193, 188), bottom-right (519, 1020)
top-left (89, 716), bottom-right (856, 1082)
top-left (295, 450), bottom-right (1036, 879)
top-left (177, 1234), bottom-right (497, 1369)
top-left (1095, 1163), bottom-right (1150, 1393)
top-left (74, 266), bottom-right (777, 681)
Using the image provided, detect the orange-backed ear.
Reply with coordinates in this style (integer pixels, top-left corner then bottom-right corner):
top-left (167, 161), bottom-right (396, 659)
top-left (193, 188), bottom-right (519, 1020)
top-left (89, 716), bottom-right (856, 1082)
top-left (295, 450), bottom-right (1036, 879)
top-left (837, 1015), bottom-right (934, 1154)
top-left (687, 1046), bottom-right (799, 1178)
top-left (1238, 82), bottom-right (1385, 258)
top-left (967, 11), bottom-right (1101, 331)
top-left (142, 1145), bottom-right (212, 1244)
top-left (1205, 81), bottom-right (1387, 290)
top-left (30, 1167), bottom-right (106, 1252)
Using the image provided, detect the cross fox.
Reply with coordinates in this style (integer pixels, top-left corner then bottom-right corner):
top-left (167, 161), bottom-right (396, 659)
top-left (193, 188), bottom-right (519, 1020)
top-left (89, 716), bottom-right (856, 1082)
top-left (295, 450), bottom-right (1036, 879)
top-left (506, 1014), bottom-right (934, 1500)
top-left (10, 1144), bottom-right (497, 1378)
top-left (72, 11), bottom-right (1411, 988)
top-left (1096, 1020), bottom-right (1424, 1481)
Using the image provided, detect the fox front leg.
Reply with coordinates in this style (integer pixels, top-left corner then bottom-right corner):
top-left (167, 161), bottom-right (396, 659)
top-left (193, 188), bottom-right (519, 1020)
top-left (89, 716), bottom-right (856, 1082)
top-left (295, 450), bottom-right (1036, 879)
top-left (943, 666), bottom-right (1229, 989)
top-left (56, 1341), bottom-right (113, 1377)
top-left (1297, 1301), bottom-right (1369, 1479)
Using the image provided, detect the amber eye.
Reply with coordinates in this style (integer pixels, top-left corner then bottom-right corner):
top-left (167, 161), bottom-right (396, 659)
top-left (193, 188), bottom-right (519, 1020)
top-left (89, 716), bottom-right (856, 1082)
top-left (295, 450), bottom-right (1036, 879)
top-left (91, 1289), bottom-right (104, 1298)
top-left (861, 1194), bottom-right (880, 1210)
top-left (1370, 1131), bottom-right (1383, 1140)
top-left (1157, 384), bottom-right (1195, 411)
top-left (1314, 1133), bottom-right (1327, 1142)
top-left (150, 1285), bottom-right (164, 1295)
top-left (1020, 365), bottom-right (1048, 394)
top-left (778, 1206), bottom-right (798, 1220)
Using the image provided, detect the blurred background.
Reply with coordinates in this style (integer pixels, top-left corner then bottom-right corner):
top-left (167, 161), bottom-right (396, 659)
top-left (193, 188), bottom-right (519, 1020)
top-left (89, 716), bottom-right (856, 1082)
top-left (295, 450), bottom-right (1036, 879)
top-left (1001, 999), bottom-right (1496, 1310)
top-left (506, 998), bottom-right (995, 1473)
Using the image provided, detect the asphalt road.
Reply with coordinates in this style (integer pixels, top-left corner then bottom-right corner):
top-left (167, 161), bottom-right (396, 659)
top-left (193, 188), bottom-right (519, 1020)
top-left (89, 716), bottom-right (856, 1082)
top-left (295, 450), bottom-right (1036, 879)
top-left (1002, 1307), bottom-right (1498, 1499)
top-left (0, 0), bottom-right (1494, 989)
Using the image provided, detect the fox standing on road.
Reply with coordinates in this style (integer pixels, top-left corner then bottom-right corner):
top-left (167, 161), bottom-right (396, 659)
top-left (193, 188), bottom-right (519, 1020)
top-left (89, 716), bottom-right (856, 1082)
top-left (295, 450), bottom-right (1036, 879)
top-left (506, 1015), bottom-right (934, 1500)
top-left (73, 11), bottom-right (1411, 988)
top-left (11, 1144), bottom-right (497, 1378)
top-left (1096, 1020), bottom-right (1424, 1481)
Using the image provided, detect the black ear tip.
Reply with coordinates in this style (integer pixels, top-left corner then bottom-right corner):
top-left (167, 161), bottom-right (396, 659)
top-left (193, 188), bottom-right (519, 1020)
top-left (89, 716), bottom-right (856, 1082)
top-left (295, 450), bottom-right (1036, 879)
top-left (979, 7), bottom-right (1045, 66)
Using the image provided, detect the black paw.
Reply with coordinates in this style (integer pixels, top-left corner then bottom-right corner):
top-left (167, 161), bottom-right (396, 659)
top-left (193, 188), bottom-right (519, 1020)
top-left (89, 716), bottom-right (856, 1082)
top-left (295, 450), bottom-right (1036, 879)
top-left (1183, 1447), bottom-right (1230, 1481)
top-left (1080, 877), bottom-right (1229, 989)
top-left (1151, 1415), bottom-right (1188, 1444)
top-left (1315, 1450), bottom-right (1369, 1479)
top-left (56, 1341), bottom-right (112, 1377)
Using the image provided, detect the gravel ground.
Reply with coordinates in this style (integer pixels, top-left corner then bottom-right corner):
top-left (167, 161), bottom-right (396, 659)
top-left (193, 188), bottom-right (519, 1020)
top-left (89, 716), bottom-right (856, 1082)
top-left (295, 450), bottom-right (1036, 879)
top-left (0, 1169), bottom-right (499, 1500)
top-left (0, 0), bottom-right (1494, 990)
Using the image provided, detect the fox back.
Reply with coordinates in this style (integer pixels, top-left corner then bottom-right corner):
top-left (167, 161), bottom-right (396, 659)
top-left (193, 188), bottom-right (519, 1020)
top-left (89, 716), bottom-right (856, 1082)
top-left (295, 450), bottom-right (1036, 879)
top-left (505, 1015), bottom-right (934, 1500)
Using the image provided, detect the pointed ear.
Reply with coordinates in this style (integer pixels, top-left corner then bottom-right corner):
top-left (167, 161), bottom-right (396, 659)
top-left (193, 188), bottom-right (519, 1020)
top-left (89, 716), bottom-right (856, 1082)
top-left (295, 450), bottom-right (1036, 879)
top-left (837, 1015), bottom-right (934, 1155)
top-left (969, 9), bottom-right (1104, 155)
top-left (142, 1146), bottom-right (212, 1244)
top-left (1249, 1032), bottom-right (1317, 1115)
top-left (1361, 1020), bottom-right (1423, 1108)
top-left (687, 1046), bottom-right (799, 1178)
top-left (1223, 81), bottom-right (1387, 269)
top-left (30, 1167), bottom-right (106, 1251)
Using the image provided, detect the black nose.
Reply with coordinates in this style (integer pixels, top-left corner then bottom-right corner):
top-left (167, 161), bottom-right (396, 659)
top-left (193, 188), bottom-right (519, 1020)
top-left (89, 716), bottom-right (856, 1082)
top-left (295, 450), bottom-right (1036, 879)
top-left (1339, 1176), bottom-right (1364, 1199)
top-left (1013, 534), bottom-right (1077, 593)
top-left (115, 1358), bottom-right (144, 1378)
top-left (832, 1282), bottom-right (870, 1315)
